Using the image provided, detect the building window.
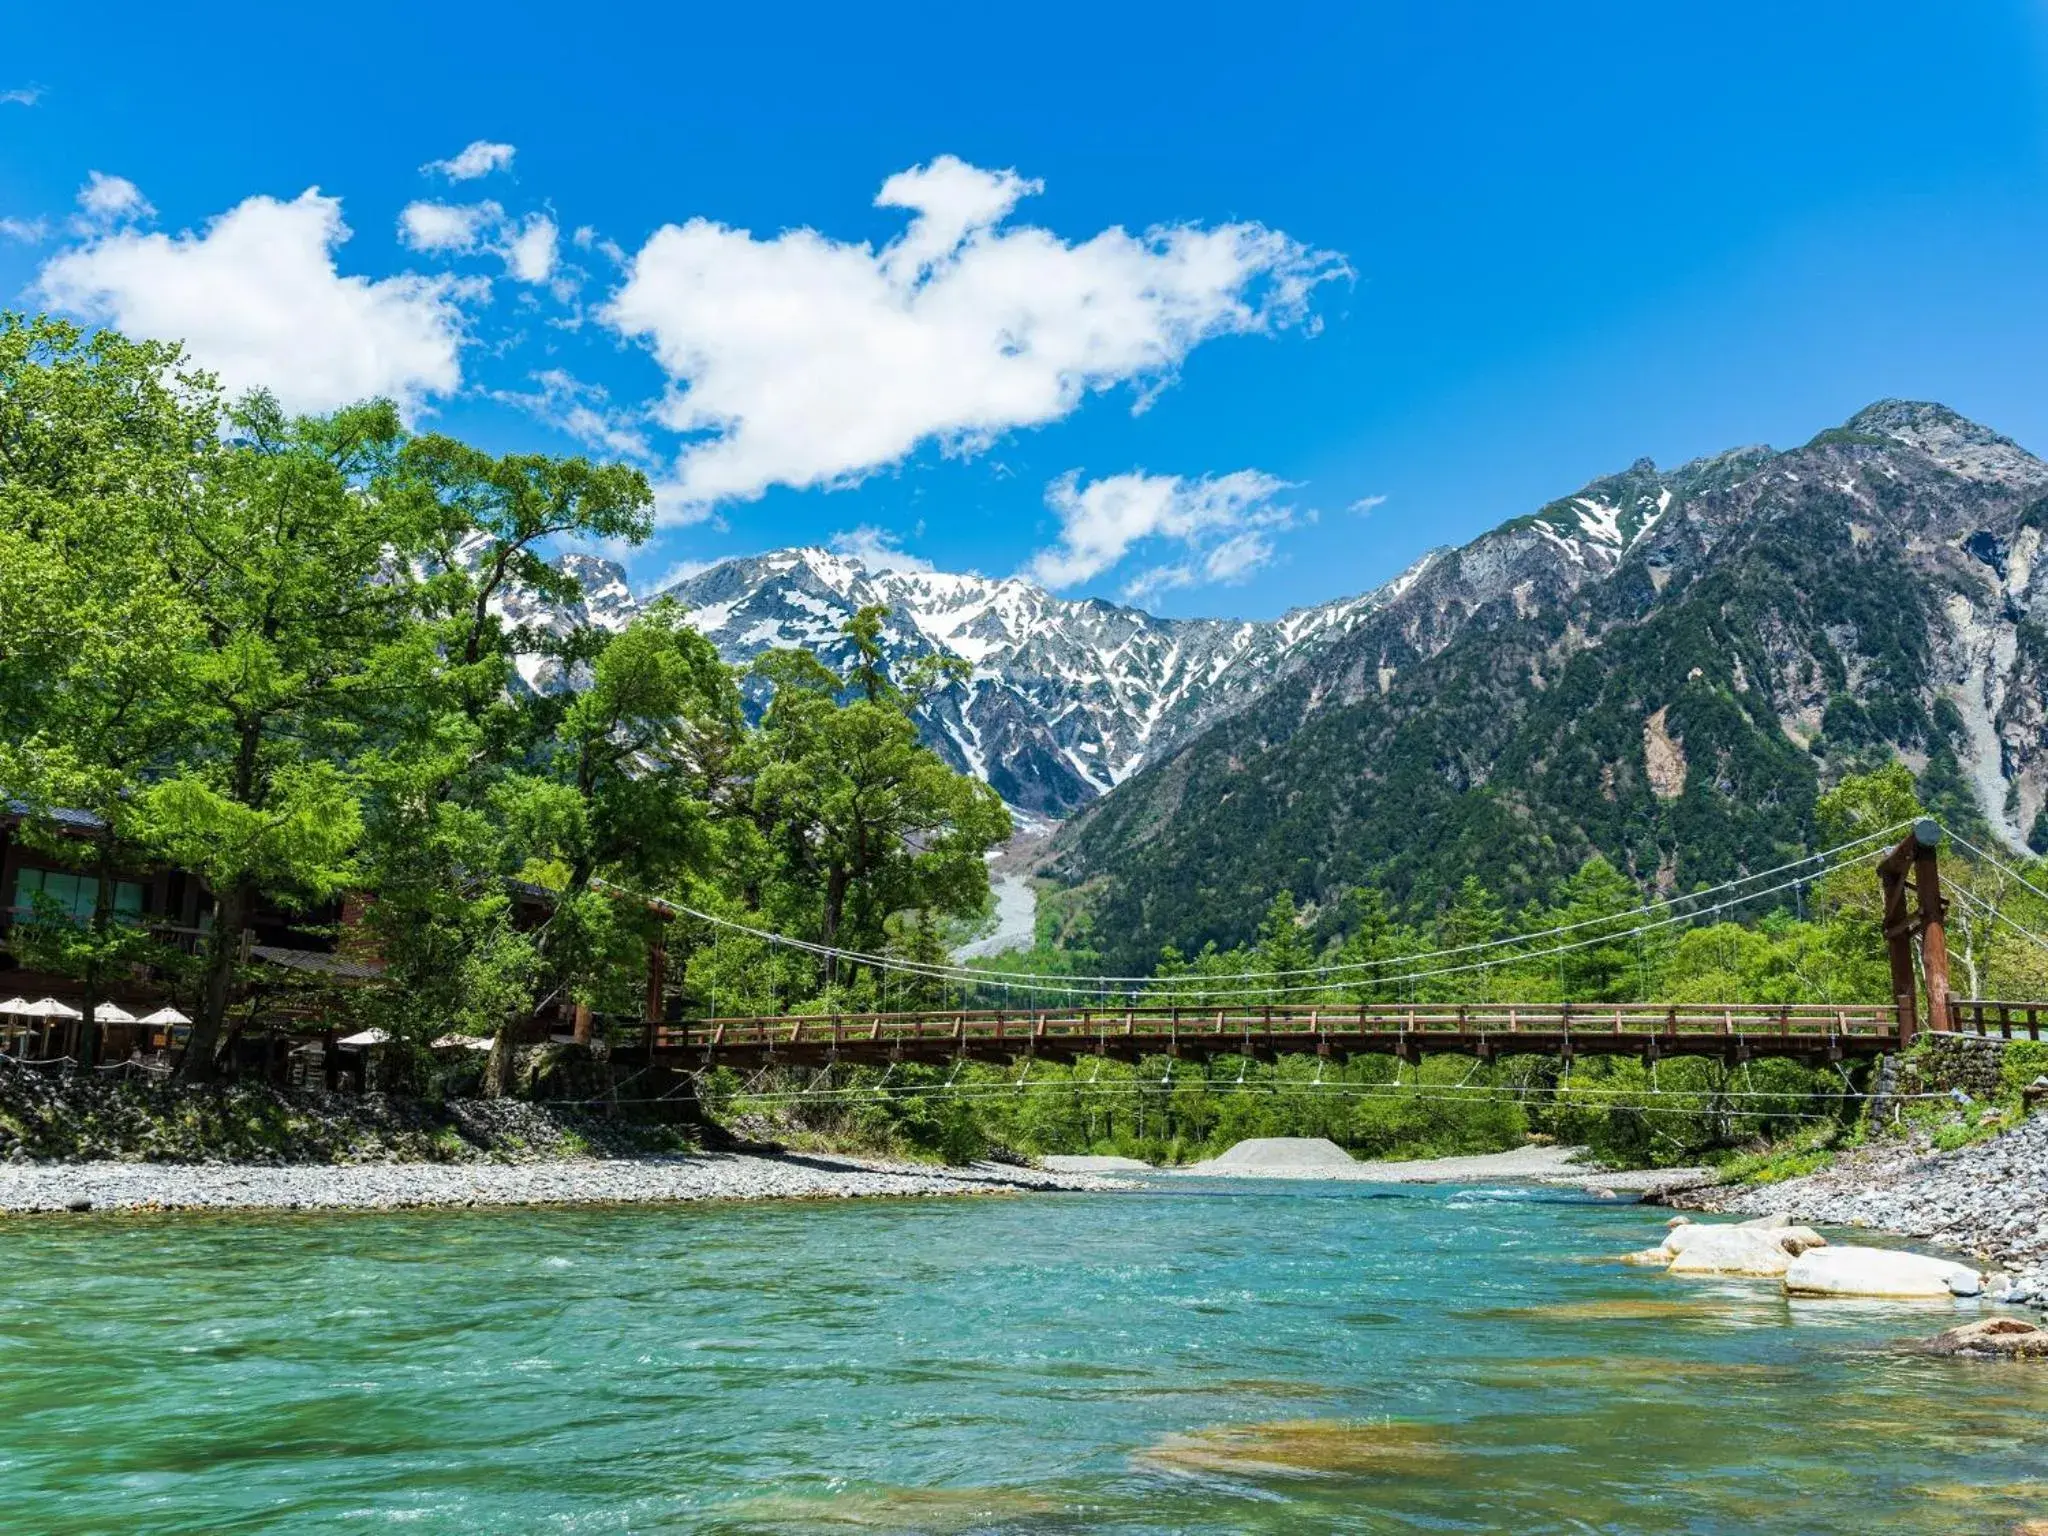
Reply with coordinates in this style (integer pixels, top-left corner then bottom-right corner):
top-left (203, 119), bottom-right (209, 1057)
top-left (10, 869), bottom-right (147, 924)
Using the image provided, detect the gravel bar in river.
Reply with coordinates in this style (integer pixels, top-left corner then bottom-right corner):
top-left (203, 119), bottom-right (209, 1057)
top-left (0, 1152), bottom-right (1123, 1215)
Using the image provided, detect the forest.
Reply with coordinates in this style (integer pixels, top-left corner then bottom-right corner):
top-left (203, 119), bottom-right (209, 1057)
top-left (0, 314), bottom-right (1008, 1090)
top-left (7, 311), bottom-right (2048, 1168)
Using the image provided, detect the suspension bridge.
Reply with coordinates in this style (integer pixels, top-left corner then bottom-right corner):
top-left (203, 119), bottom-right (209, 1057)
top-left (604, 820), bottom-right (2048, 1072)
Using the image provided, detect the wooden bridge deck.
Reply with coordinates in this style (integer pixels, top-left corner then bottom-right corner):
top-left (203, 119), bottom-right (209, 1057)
top-left (649, 1002), bottom-right (1904, 1067)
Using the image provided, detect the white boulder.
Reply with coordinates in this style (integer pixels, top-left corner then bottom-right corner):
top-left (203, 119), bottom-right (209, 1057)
top-left (1666, 1225), bottom-right (1794, 1276)
top-left (1661, 1223), bottom-right (1715, 1254)
top-left (1783, 1245), bottom-right (1983, 1299)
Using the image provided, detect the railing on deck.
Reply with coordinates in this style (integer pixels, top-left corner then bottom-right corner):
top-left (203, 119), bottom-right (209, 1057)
top-left (650, 1001), bottom-right (1900, 1054)
top-left (1945, 1000), bottom-right (2048, 1040)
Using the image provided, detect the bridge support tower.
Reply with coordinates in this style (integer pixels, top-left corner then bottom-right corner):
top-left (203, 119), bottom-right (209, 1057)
top-left (1877, 819), bottom-right (1951, 1048)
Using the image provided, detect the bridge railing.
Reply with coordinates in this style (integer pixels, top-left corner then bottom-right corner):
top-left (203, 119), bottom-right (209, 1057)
top-left (1945, 1000), bottom-right (2048, 1040)
top-left (650, 1001), bottom-right (1899, 1054)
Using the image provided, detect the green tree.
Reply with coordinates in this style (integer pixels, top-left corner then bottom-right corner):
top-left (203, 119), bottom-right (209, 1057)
top-left (1549, 856), bottom-right (1641, 1001)
top-left (1253, 890), bottom-right (1317, 1004)
top-left (841, 604), bottom-right (894, 706)
top-left (0, 316), bottom-right (222, 1055)
top-left (486, 602), bottom-right (743, 1092)
top-left (353, 441), bottom-right (656, 1060)
top-left (1422, 876), bottom-right (1506, 1002)
top-left (145, 396), bottom-right (428, 1080)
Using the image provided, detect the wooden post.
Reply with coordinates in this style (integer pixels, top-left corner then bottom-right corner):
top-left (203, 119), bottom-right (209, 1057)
top-left (645, 938), bottom-right (667, 1026)
top-left (1878, 858), bottom-right (1920, 1046)
top-left (1878, 823), bottom-right (1933, 1047)
top-left (573, 1000), bottom-right (593, 1045)
top-left (1913, 821), bottom-right (1952, 1035)
top-left (1873, 818), bottom-right (1955, 1046)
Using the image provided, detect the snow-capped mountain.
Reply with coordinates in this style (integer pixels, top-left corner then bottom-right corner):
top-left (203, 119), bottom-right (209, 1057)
top-left (507, 546), bottom-right (1415, 815)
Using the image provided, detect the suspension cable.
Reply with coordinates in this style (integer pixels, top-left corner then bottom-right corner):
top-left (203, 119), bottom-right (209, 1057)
top-left (1941, 828), bottom-right (2048, 909)
top-left (605, 828), bottom-right (1905, 1003)
top-left (1945, 881), bottom-right (2048, 958)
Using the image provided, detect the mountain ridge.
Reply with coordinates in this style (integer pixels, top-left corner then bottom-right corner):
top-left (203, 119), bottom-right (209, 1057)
top-left (504, 541), bottom-right (1442, 814)
top-left (1046, 398), bottom-right (2048, 966)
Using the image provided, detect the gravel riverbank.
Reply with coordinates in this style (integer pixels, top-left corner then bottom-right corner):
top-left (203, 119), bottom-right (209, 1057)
top-left (0, 1152), bottom-right (1122, 1216)
top-left (1673, 1112), bottom-right (2048, 1307)
top-left (1156, 1138), bottom-right (1717, 1194)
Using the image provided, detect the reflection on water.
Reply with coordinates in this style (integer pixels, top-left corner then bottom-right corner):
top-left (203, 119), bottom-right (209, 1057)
top-left (0, 1180), bottom-right (2045, 1532)
top-left (1138, 1416), bottom-right (1453, 1478)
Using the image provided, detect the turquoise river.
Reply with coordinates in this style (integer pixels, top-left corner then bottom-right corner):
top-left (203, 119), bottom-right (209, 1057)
top-left (4, 1180), bottom-right (2047, 1533)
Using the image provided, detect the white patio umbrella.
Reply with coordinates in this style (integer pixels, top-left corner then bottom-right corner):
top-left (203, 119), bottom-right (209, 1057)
top-left (335, 1027), bottom-right (392, 1048)
top-left (139, 1006), bottom-right (191, 1026)
top-left (93, 1002), bottom-right (139, 1024)
top-left (432, 1033), bottom-right (493, 1051)
top-left (29, 998), bottom-right (82, 1020)
top-left (0, 998), bottom-right (35, 1018)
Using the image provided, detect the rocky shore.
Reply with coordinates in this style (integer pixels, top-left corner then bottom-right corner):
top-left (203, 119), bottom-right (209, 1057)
top-left (1672, 1111), bottom-right (2048, 1308)
top-left (0, 1150), bottom-right (1121, 1216)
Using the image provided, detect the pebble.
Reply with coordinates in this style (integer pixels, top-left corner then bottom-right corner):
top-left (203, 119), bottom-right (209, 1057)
top-left (0, 1154), bottom-right (1123, 1216)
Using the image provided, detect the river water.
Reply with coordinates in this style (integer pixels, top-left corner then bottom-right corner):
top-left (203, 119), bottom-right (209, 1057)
top-left (4, 1180), bottom-right (2045, 1533)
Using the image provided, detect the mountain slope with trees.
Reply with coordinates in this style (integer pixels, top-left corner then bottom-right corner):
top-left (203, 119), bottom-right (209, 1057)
top-left (1051, 402), bottom-right (2048, 968)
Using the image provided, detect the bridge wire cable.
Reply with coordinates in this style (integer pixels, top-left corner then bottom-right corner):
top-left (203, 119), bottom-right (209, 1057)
top-left (604, 824), bottom-right (1910, 994)
top-left (613, 1075), bottom-right (1949, 1118)
top-left (1942, 881), bottom-right (2048, 958)
top-left (698, 1077), bottom-right (1941, 1107)
top-left (625, 843), bottom-right (1903, 1006)
top-left (1939, 829), bottom-right (2048, 910)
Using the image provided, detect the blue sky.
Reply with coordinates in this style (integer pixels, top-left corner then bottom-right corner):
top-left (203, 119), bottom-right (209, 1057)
top-left (5, 2), bottom-right (2048, 617)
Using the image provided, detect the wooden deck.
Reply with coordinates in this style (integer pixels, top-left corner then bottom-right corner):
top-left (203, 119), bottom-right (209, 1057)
top-left (649, 1002), bottom-right (1904, 1067)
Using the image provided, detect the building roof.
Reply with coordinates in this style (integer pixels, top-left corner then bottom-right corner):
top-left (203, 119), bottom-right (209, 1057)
top-left (3, 800), bottom-right (110, 833)
top-left (249, 946), bottom-right (386, 981)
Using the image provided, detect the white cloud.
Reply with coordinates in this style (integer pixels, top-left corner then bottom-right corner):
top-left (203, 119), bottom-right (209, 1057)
top-left (1350, 493), bottom-right (1387, 516)
top-left (400, 202), bottom-right (560, 289)
top-left (647, 479), bottom-right (722, 528)
top-left (1120, 533), bottom-right (1278, 604)
top-left (492, 369), bottom-right (653, 461)
top-left (398, 199), bottom-right (502, 253)
top-left (830, 524), bottom-right (935, 574)
top-left (603, 154), bottom-right (1345, 518)
top-left (0, 216), bottom-right (48, 243)
top-left (75, 172), bottom-right (153, 227)
top-left (1198, 529), bottom-right (1277, 583)
top-left (1026, 468), bottom-right (1295, 591)
top-left (38, 188), bottom-right (470, 419)
top-left (1, 87), bottom-right (40, 107)
top-left (503, 214), bottom-right (558, 284)
top-left (423, 140), bottom-right (515, 181)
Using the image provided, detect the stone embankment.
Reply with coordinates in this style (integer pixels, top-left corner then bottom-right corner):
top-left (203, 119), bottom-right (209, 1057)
top-left (0, 1061), bottom-right (687, 1165)
top-left (1673, 1110), bottom-right (2048, 1307)
top-left (0, 1152), bottom-right (1119, 1216)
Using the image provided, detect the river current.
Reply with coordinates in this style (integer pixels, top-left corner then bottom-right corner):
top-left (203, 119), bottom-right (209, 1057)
top-left (3, 1180), bottom-right (2045, 1533)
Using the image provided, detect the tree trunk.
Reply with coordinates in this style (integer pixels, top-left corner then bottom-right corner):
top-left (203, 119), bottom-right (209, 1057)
top-left (822, 864), bottom-right (850, 987)
top-left (79, 832), bottom-right (117, 1071)
top-left (484, 1015), bottom-right (518, 1098)
top-left (180, 877), bottom-right (251, 1083)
